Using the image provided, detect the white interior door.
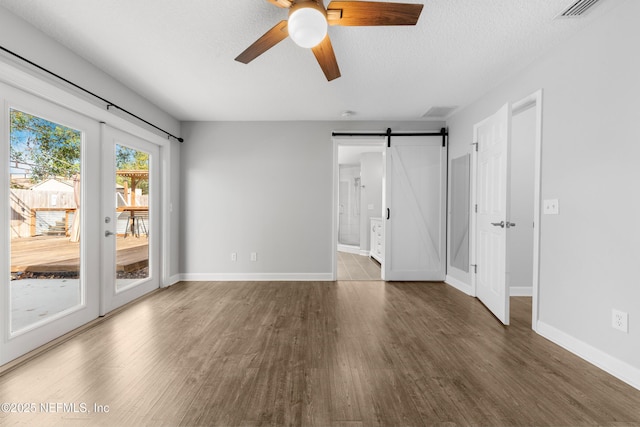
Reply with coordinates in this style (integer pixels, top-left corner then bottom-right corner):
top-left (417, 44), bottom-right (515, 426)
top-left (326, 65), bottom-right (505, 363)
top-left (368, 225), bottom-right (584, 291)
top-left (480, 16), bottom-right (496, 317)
top-left (473, 103), bottom-right (511, 324)
top-left (383, 136), bottom-right (446, 281)
top-left (1, 83), bottom-right (101, 365)
top-left (101, 125), bottom-right (160, 314)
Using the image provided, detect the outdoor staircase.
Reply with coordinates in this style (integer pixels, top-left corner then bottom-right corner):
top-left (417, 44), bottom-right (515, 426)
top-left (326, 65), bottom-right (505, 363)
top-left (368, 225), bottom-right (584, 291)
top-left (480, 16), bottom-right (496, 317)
top-left (44, 220), bottom-right (67, 237)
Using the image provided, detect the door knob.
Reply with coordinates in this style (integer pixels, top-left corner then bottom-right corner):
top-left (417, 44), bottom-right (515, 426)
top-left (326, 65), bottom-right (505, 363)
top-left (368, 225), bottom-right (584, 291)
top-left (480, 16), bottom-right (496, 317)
top-left (105, 231), bottom-right (115, 237)
top-left (506, 222), bottom-right (516, 228)
top-left (491, 221), bottom-right (505, 228)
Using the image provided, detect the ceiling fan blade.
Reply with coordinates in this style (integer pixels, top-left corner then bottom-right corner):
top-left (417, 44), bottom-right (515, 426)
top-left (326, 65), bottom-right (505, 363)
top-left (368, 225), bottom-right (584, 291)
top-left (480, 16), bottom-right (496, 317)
top-left (235, 20), bottom-right (289, 64)
top-left (326, 1), bottom-right (423, 26)
top-left (311, 35), bottom-right (341, 81)
top-left (265, 0), bottom-right (292, 8)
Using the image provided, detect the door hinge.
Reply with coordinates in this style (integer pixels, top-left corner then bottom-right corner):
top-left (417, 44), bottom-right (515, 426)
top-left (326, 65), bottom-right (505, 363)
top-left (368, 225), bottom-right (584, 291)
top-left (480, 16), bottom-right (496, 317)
top-left (475, 204), bottom-right (478, 213)
top-left (471, 142), bottom-right (478, 152)
top-left (471, 264), bottom-right (477, 274)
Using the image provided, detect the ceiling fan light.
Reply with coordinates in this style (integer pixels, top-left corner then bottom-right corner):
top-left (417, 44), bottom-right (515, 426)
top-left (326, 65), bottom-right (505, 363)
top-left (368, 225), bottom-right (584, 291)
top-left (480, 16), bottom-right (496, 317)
top-left (288, 5), bottom-right (328, 48)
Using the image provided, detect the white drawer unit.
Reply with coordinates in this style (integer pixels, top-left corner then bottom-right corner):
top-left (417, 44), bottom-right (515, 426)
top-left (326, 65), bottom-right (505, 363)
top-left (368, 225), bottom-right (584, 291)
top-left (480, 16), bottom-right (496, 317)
top-left (370, 217), bottom-right (384, 264)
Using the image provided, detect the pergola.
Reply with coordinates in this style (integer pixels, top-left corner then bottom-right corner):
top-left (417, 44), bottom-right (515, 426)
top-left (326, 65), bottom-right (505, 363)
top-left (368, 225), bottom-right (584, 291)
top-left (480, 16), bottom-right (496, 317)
top-left (116, 170), bottom-right (148, 206)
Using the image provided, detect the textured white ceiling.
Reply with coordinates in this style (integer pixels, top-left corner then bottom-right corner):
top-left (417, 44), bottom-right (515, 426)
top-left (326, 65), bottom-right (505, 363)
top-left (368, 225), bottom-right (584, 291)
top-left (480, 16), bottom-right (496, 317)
top-left (0, 0), bottom-right (619, 121)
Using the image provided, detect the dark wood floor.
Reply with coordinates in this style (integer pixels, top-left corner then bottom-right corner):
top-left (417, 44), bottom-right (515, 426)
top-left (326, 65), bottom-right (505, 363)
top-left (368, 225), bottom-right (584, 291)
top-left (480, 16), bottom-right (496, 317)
top-left (1, 281), bottom-right (639, 426)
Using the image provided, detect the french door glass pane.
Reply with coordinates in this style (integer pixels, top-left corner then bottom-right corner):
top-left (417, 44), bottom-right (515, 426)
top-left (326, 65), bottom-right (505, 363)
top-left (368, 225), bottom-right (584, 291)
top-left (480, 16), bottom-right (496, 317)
top-left (9, 109), bottom-right (82, 333)
top-left (115, 144), bottom-right (149, 291)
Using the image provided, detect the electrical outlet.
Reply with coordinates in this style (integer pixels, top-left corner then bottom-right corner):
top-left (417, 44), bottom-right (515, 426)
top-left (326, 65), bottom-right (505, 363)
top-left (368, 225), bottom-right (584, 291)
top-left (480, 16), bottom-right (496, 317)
top-left (543, 199), bottom-right (559, 215)
top-left (231, 252), bottom-right (237, 262)
top-left (251, 252), bottom-right (257, 262)
top-left (612, 309), bottom-right (628, 333)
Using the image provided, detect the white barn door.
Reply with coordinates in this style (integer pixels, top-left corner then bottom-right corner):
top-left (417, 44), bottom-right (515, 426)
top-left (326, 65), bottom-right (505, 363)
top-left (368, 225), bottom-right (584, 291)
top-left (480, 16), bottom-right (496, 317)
top-left (383, 136), bottom-right (446, 281)
top-left (473, 103), bottom-right (512, 324)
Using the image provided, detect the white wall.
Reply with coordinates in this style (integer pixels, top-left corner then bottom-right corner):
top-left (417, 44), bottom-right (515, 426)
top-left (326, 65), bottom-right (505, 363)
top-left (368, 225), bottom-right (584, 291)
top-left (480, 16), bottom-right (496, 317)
top-left (446, 0), bottom-right (639, 385)
top-left (179, 121), bottom-right (443, 280)
top-left (359, 152), bottom-right (383, 252)
top-left (508, 106), bottom-right (535, 293)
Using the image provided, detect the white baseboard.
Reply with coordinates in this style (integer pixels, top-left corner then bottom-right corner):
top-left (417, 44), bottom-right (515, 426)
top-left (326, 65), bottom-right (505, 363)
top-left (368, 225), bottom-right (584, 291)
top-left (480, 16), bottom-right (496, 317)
top-left (510, 286), bottom-right (533, 296)
top-left (537, 320), bottom-right (640, 391)
top-left (179, 273), bottom-right (334, 282)
top-left (445, 275), bottom-right (473, 296)
top-left (337, 244), bottom-right (360, 255)
top-left (359, 249), bottom-right (370, 257)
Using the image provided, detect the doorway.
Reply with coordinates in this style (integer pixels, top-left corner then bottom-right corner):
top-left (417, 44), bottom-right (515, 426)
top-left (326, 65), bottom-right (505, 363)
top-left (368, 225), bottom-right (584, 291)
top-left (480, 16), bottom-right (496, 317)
top-left (1, 83), bottom-right (164, 367)
top-left (470, 90), bottom-right (542, 328)
top-left (334, 138), bottom-right (385, 281)
top-left (333, 132), bottom-right (448, 282)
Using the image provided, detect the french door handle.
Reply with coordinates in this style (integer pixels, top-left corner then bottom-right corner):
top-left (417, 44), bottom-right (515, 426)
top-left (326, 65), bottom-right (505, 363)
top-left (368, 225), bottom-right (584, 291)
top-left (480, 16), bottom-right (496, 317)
top-left (491, 221), bottom-right (505, 228)
top-left (105, 231), bottom-right (115, 237)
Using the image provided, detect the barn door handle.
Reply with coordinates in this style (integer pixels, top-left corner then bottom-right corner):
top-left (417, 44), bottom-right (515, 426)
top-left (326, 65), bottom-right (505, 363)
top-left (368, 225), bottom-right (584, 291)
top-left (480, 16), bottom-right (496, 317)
top-left (491, 221), bottom-right (505, 228)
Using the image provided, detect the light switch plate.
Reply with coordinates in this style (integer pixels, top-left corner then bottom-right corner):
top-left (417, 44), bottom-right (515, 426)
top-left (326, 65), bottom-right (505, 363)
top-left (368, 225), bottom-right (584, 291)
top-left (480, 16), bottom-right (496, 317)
top-left (543, 199), bottom-right (559, 215)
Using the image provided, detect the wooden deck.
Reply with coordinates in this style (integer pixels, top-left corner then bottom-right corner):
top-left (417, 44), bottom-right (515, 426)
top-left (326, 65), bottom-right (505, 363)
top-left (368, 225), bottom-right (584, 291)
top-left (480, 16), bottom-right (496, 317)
top-left (11, 236), bottom-right (148, 274)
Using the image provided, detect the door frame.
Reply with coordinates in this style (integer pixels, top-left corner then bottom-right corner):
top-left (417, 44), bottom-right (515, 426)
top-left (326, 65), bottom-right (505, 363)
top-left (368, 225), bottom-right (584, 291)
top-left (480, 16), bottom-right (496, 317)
top-left (332, 135), bottom-right (386, 281)
top-left (470, 89), bottom-right (543, 330)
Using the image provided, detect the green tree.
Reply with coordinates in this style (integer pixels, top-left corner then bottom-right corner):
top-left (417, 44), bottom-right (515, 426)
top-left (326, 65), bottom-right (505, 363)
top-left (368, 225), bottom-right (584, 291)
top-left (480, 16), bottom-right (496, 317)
top-left (10, 109), bottom-right (80, 182)
top-left (116, 145), bottom-right (149, 195)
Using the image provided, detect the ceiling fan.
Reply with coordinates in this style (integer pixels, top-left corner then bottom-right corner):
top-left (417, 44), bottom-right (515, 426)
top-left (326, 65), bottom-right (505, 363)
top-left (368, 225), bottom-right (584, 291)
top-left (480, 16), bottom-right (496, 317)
top-left (235, 0), bottom-right (424, 81)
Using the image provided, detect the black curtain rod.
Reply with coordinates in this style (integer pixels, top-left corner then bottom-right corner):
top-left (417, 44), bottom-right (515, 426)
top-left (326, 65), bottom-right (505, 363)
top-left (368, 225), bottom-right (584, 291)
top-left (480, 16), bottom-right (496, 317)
top-left (0, 45), bottom-right (184, 143)
top-left (333, 127), bottom-right (448, 147)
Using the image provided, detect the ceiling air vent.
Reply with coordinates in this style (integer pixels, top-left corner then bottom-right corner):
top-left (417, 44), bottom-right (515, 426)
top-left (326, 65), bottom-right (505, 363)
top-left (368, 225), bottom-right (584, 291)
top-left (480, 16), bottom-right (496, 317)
top-left (558, 0), bottom-right (602, 18)
top-left (422, 106), bottom-right (457, 120)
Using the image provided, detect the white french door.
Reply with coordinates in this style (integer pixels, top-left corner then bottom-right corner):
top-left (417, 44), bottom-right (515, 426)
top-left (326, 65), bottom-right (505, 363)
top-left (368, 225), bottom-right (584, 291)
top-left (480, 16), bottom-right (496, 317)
top-left (101, 125), bottom-right (159, 314)
top-left (383, 136), bottom-right (446, 281)
top-left (472, 103), bottom-right (512, 325)
top-left (0, 83), bottom-right (101, 365)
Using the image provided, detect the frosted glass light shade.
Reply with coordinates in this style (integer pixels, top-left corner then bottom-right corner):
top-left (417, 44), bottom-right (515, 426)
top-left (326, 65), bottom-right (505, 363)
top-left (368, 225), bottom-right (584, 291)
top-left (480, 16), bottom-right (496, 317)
top-left (288, 6), bottom-right (328, 48)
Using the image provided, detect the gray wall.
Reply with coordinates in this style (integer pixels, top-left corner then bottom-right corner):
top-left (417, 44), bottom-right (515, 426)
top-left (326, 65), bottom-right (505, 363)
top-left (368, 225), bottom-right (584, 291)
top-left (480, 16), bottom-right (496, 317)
top-left (446, 0), bottom-right (639, 372)
top-left (179, 121), bottom-right (443, 277)
top-left (167, 139), bottom-right (181, 282)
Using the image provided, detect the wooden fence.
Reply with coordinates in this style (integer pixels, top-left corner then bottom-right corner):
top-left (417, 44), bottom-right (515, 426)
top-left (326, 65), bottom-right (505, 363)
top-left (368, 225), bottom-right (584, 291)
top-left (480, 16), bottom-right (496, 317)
top-left (10, 189), bottom-right (76, 239)
top-left (11, 189), bottom-right (148, 239)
